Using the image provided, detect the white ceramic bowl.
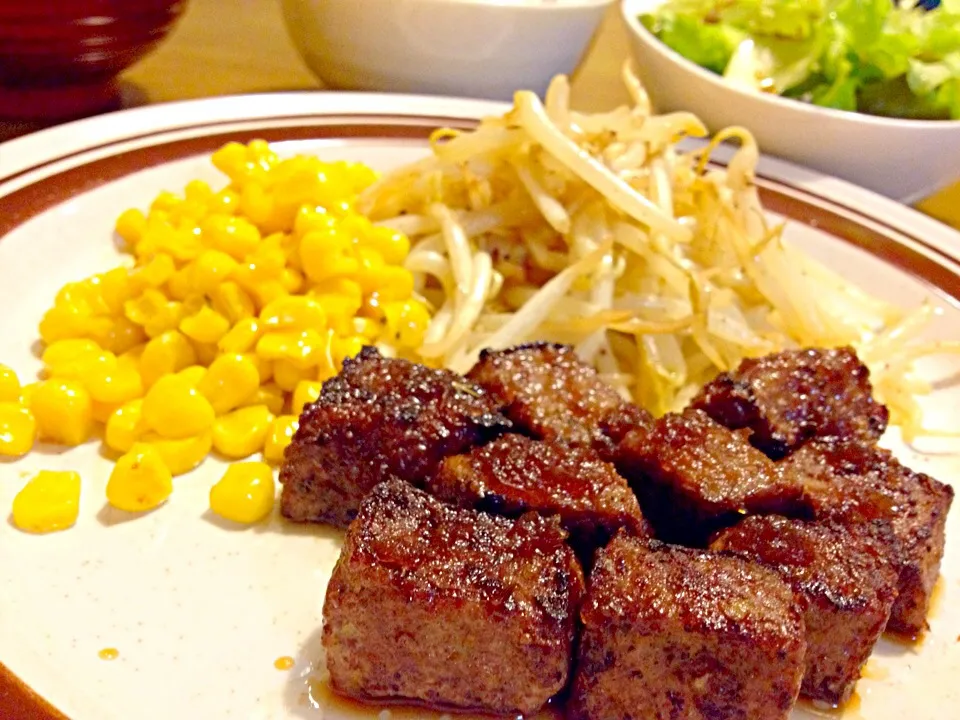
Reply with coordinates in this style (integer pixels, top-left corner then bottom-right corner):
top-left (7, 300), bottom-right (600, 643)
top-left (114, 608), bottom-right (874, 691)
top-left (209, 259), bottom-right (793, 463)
top-left (621, 0), bottom-right (960, 203)
top-left (282, 0), bottom-right (614, 102)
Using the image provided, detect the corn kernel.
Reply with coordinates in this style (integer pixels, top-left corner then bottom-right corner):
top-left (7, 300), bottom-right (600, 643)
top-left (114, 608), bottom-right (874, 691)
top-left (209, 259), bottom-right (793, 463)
top-left (97, 267), bottom-right (133, 315)
top-left (92, 401), bottom-right (121, 424)
top-left (299, 227), bottom-right (358, 283)
top-left (202, 215), bottom-right (261, 260)
top-left (184, 179), bottom-right (214, 206)
top-left (294, 206), bottom-right (337, 238)
top-left (291, 380), bottom-right (322, 414)
top-left (159, 269), bottom-right (187, 303)
top-left (211, 142), bottom-right (249, 181)
top-left (138, 431), bottom-right (212, 476)
top-left (19, 382), bottom-right (39, 408)
top-left (0, 364), bottom-right (21, 403)
top-left (180, 305), bottom-right (231, 345)
top-left (142, 374), bottom-right (216, 439)
top-left (272, 360), bottom-right (313, 391)
top-left (191, 250), bottom-right (239, 296)
top-left (209, 462), bottom-right (275, 524)
top-left (0, 403), bottom-right (36, 457)
top-left (311, 293), bottom-right (363, 335)
top-left (332, 335), bottom-right (367, 367)
top-left (211, 187), bottom-right (240, 215)
top-left (177, 365), bottom-right (208, 387)
top-left (249, 353), bottom-right (273, 384)
top-left (193, 341), bottom-right (219, 367)
top-left (240, 383), bottom-right (285, 415)
top-left (310, 277), bottom-right (363, 305)
top-left (81, 357), bottom-right (143, 405)
top-left (102, 316), bottom-right (148, 355)
top-left (115, 208), bottom-right (147, 246)
top-left (38, 306), bottom-right (113, 346)
top-left (256, 329), bottom-right (325, 369)
top-left (12, 470), bottom-right (80, 533)
top-left (44, 345), bottom-right (113, 384)
top-left (248, 280), bottom-right (288, 310)
top-left (259, 296), bottom-right (326, 332)
top-left (372, 266), bottom-right (416, 302)
top-left (239, 182), bottom-right (277, 231)
top-left (211, 282), bottom-right (255, 324)
top-left (198, 354), bottom-right (260, 414)
top-left (146, 223), bottom-right (204, 262)
top-left (364, 226), bottom-right (410, 265)
top-left (352, 317), bottom-right (381, 341)
top-left (211, 404), bottom-right (274, 459)
top-left (140, 331), bottom-right (197, 387)
top-left (106, 445), bottom-right (172, 512)
top-left (218, 318), bottom-right (262, 354)
top-left (105, 400), bottom-right (144, 454)
top-left (280, 267), bottom-right (304, 294)
top-left (124, 289), bottom-right (184, 338)
top-left (41, 339), bottom-right (101, 378)
top-left (30, 379), bottom-right (94, 446)
top-left (131, 254), bottom-right (176, 291)
top-left (383, 299), bottom-right (432, 348)
top-left (118, 344), bottom-right (146, 371)
top-left (150, 190), bottom-right (180, 213)
top-left (264, 415), bottom-right (299, 464)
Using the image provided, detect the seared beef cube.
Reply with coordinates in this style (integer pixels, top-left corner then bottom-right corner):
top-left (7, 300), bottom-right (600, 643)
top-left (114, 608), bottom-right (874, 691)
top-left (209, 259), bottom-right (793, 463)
top-left (711, 516), bottom-right (898, 705)
top-left (617, 409), bottom-right (807, 544)
top-left (466, 342), bottom-right (652, 461)
top-left (427, 434), bottom-right (651, 554)
top-left (691, 347), bottom-right (888, 457)
top-left (569, 535), bottom-right (805, 720)
top-left (322, 479), bottom-right (584, 715)
top-left (280, 347), bottom-right (509, 527)
top-left (784, 441), bottom-right (953, 635)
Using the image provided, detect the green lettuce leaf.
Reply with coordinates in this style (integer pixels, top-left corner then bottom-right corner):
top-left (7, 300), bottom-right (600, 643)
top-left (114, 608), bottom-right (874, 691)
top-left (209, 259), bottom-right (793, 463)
top-left (643, 0), bottom-right (960, 120)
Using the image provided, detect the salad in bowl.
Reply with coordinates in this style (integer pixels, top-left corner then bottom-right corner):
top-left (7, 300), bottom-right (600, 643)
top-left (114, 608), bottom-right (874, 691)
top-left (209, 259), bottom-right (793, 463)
top-left (639, 0), bottom-right (960, 120)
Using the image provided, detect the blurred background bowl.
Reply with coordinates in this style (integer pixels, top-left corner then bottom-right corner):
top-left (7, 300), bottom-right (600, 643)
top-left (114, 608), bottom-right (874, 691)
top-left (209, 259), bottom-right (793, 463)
top-left (620, 0), bottom-right (960, 203)
top-left (0, 0), bottom-right (187, 121)
top-left (281, 0), bottom-right (615, 101)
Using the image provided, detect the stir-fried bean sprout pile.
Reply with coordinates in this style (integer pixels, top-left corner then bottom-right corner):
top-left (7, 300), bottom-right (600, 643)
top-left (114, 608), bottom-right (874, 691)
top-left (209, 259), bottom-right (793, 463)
top-left (359, 64), bottom-right (959, 441)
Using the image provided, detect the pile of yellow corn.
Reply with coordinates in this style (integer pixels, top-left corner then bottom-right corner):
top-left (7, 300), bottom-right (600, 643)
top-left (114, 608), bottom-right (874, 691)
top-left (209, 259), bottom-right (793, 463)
top-left (1, 140), bottom-right (430, 533)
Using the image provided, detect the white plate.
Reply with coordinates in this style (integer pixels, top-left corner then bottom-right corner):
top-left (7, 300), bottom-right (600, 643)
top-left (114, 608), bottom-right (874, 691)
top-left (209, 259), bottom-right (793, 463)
top-left (0, 93), bottom-right (958, 720)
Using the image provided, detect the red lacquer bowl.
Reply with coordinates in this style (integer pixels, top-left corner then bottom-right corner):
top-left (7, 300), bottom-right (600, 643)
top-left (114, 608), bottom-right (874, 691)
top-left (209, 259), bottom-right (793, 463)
top-left (0, 1), bottom-right (187, 121)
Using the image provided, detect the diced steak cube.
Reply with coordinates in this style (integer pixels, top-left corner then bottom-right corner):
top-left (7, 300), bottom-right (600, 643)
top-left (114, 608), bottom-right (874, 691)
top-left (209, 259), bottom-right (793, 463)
top-left (280, 347), bottom-right (510, 527)
top-left (617, 409), bottom-right (807, 544)
top-left (568, 535), bottom-right (806, 720)
top-left (784, 441), bottom-right (953, 635)
top-left (426, 434), bottom-right (651, 556)
top-left (466, 342), bottom-right (653, 461)
top-left (711, 515), bottom-right (898, 705)
top-left (691, 347), bottom-right (889, 458)
top-left (322, 479), bottom-right (584, 716)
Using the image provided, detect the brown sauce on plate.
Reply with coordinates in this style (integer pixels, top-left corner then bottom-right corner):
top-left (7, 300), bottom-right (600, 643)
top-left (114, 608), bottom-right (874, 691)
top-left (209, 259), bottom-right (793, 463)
top-left (306, 679), bottom-right (562, 720)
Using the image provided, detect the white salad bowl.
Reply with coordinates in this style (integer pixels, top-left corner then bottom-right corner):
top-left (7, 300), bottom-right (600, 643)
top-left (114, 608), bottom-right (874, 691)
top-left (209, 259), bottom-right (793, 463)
top-left (281, 0), bottom-right (615, 101)
top-left (620, 0), bottom-right (960, 203)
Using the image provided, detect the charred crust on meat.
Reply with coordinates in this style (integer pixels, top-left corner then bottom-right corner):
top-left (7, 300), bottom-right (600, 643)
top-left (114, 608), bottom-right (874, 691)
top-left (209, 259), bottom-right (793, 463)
top-left (568, 534), bottom-right (805, 720)
top-left (691, 346), bottom-right (889, 458)
top-left (711, 515), bottom-right (898, 706)
top-left (616, 408), bottom-right (808, 545)
top-left (783, 440), bottom-right (953, 636)
top-left (427, 434), bottom-right (651, 560)
top-left (322, 479), bottom-right (584, 715)
top-left (467, 342), bottom-right (653, 462)
top-left (279, 347), bottom-right (510, 527)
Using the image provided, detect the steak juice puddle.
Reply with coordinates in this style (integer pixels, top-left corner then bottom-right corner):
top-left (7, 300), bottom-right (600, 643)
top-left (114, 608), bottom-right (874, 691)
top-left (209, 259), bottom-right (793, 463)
top-left (306, 679), bottom-right (562, 720)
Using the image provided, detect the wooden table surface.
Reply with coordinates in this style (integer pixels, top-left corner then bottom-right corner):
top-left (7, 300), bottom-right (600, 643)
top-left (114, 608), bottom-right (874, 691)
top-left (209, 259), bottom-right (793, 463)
top-left (10, 0), bottom-right (960, 228)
